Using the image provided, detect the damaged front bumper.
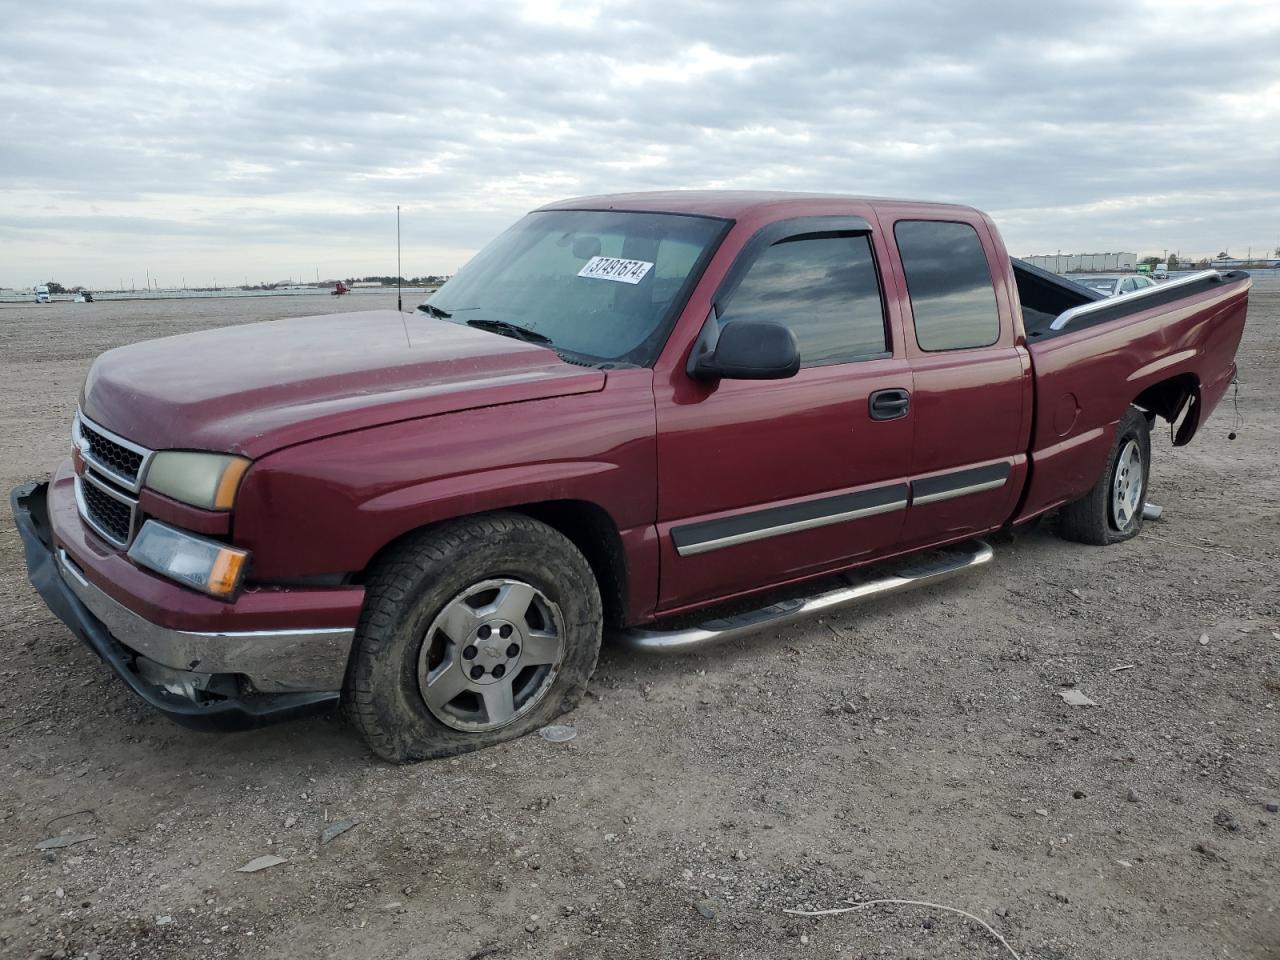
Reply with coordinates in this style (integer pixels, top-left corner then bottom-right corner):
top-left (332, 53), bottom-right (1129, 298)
top-left (11, 481), bottom-right (350, 731)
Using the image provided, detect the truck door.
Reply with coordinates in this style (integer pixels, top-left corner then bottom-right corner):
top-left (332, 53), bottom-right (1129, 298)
top-left (883, 214), bottom-right (1030, 548)
top-left (653, 218), bottom-right (916, 611)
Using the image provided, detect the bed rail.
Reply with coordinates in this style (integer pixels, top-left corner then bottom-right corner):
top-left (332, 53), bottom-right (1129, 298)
top-left (1049, 270), bottom-right (1224, 332)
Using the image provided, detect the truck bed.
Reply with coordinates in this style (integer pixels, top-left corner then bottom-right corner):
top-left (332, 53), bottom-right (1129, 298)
top-left (1011, 258), bottom-right (1103, 338)
top-left (1015, 264), bottom-right (1251, 521)
top-left (1012, 259), bottom-right (1251, 341)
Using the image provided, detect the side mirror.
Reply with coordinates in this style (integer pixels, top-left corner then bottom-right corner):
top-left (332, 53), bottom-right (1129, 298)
top-left (689, 319), bottom-right (800, 381)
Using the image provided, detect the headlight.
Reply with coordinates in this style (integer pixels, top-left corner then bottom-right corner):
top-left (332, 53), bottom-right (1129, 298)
top-left (146, 451), bottom-right (250, 511)
top-left (127, 520), bottom-right (250, 599)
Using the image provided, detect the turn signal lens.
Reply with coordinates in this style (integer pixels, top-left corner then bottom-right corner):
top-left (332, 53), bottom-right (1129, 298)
top-left (213, 457), bottom-right (250, 510)
top-left (207, 548), bottom-right (247, 596)
top-left (127, 520), bottom-right (250, 599)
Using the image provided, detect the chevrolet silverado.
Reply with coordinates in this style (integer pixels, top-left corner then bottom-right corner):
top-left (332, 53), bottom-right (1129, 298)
top-left (12, 191), bottom-right (1250, 762)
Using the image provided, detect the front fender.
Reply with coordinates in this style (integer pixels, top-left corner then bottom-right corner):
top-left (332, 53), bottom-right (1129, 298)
top-left (232, 372), bottom-right (658, 583)
top-left (358, 460), bottom-right (618, 530)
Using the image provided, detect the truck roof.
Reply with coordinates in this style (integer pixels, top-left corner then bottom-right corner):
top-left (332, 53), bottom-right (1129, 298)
top-left (537, 190), bottom-right (979, 220)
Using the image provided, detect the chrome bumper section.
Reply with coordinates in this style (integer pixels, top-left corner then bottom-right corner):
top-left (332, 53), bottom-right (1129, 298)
top-left (56, 549), bottom-right (355, 693)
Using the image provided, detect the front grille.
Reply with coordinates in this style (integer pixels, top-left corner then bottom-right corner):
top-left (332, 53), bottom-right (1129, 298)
top-left (71, 411), bottom-right (151, 549)
top-left (78, 476), bottom-right (136, 547)
top-left (74, 412), bottom-right (152, 491)
top-left (81, 422), bottom-right (145, 483)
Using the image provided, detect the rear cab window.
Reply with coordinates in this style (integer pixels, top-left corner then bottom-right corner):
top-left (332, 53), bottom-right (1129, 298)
top-left (893, 220), bottom-right (1000, 351)
top-left (717, 232), bottom-right (888, 366)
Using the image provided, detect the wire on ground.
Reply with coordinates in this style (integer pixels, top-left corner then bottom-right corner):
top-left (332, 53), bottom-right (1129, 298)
top-left (783, 897), bottom-right (1023, 960)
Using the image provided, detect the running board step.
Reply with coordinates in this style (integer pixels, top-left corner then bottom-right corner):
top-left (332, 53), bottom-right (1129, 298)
top-left (613, 539), bottom-right (994, 654)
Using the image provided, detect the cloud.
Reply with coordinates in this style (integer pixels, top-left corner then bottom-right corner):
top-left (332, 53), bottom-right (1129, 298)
top-left (2, 0), bottom-right (1278, 286)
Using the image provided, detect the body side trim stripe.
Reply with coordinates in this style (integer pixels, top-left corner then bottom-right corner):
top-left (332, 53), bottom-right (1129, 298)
top-left (672, 483), bottom-right (908, 557)
top-left (670, 460), bottom-right (1012, 558)
top-left (911, 462), bottom-right (1011, 506)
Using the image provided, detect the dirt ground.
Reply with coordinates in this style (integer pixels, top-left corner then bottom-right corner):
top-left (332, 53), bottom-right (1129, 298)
top-left (1, 289), bottom-right (1276, 960)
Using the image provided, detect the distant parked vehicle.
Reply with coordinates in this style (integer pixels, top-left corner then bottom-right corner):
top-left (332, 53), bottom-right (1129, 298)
top-left (34, 285), bottom-right (50, 303)
top-left (75, 291), bottom-right (95, 303)
top-left (1154, 263), bottom-right (1170, 280)
top-left (1071, 274), bottom-right (1158, 297)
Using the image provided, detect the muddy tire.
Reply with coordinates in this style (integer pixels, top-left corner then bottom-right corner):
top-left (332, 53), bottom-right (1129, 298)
top-left (343, 512), bottom-right (602, 763)
top-left (1057, 406), bottom-right (1151, 546)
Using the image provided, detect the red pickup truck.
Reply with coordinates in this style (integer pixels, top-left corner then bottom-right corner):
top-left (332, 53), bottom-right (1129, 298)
top-left (13, 192), bottom-right (1249, 762)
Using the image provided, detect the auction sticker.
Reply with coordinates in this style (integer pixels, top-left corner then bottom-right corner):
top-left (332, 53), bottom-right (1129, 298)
top-left (577, 256), bottom-right (654, 284)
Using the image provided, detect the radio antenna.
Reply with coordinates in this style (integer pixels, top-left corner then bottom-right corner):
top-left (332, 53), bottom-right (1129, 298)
top-left (396, 205), bottom-right (403, 313)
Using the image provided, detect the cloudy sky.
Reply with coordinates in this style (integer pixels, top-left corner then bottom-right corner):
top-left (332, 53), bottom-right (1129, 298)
top-left (3, 0), bottom-right (1279, 288)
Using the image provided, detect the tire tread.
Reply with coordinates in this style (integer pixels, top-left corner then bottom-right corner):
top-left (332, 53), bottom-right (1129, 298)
top-left (342, 513), bottom-right (602, 762)
top-left (1057, 406), bottom-right (1151, 546)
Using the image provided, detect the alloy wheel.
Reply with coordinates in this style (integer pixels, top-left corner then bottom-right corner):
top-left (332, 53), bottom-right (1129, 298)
top-left (1111, 439), bottom-right (1143, 531)
top-left (416, 578), bottom-right (565, 732)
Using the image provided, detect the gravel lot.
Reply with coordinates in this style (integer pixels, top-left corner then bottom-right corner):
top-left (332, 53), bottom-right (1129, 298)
top-left (1, 289), bottom-right (1276, 960)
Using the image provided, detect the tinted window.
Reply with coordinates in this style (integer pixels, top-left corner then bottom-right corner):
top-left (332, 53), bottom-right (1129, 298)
top-left (717, 234), bottom-right (886, 366)
top-left (894, 220), bottom-right (1000, 351)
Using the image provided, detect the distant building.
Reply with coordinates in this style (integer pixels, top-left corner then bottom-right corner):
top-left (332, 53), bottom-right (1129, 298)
top-left (1211, 257), bottom-right (1280, 269)
top-left (351, 281), bottom-right (383, 288)
top-left (1022, 252), bottom-right (1138, 274)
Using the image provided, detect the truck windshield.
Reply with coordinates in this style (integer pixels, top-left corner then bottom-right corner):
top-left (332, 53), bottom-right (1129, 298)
top-left (421, 210), bottom-right (727, 365)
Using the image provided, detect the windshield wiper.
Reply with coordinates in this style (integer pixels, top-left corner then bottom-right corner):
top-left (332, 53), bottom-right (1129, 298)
top-left (464, 318), bottom-right (554, 346)
top-left (416, 302), bottom-right (452, 318)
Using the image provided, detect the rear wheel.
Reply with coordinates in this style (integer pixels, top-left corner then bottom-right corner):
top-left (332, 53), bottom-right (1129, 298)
top-left (343, 513), bottom-right (602, 762)
top-left (1057, 406), bottom-right (1151, 545)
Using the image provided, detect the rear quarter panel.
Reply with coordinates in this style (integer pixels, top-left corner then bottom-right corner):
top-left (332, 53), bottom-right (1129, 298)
top-left (1018, 281), bottom-right (1249, 520)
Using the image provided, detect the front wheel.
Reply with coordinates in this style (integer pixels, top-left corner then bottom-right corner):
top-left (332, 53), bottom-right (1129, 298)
top-left (343, 513), bottom-right (603, 763)
top-left (1057, 406), bottom-right (1151, 545)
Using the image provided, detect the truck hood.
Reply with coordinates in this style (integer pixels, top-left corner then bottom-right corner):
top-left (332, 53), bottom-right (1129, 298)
top-left (81, 310), bottom-right (606, 457)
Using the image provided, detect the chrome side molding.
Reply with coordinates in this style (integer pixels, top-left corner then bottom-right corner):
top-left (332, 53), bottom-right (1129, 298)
top-left (612, 539), bottom-right (994, 654)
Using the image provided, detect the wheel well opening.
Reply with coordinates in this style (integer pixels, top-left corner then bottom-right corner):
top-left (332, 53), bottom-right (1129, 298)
top-left (356, 501), bottom-right (628, 627)
top-left (1133, 373), bottom-right (1198, 424)
top-left (512, 500), bottom-right (628, 630)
